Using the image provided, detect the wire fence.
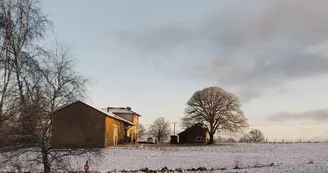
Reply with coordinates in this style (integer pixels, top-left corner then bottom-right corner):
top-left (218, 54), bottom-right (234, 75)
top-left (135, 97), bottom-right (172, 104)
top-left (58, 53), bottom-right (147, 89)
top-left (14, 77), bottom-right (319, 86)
top-left (142, 121), bottom-right (328, 143)
top-left (251, 121), bottom-right (328, 127)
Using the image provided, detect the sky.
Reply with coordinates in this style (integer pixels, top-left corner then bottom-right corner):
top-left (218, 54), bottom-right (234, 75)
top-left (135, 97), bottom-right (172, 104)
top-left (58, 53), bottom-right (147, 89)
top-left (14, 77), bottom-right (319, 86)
top-left (42, 0), bottom-right (328, 141)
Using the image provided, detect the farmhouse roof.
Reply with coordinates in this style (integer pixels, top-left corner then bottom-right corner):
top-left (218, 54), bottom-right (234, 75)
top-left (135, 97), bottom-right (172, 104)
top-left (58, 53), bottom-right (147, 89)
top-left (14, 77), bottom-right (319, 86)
top-left (105, 107), bottom-right (141, 116)
top-left (56, 101), bottom-right (134, 125)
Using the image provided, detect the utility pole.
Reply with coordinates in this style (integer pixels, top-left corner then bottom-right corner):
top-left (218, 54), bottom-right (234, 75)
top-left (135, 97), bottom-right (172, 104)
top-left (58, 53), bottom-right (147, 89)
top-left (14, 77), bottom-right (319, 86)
top-left (173, 122), bottom-right (176, 135)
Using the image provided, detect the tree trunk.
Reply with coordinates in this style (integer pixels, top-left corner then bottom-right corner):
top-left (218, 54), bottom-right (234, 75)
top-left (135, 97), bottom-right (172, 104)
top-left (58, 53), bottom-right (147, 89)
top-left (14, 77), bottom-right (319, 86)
top-left (208, 132), bottom-right (215, 144)
top-left (158, 132), bottom-right (161, 143)
top-left (42, 149), bottom-right (51, 173)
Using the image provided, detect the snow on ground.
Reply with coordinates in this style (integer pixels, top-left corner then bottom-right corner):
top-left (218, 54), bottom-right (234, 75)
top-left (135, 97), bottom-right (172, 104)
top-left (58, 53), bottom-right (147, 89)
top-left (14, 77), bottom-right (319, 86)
top-left (69, 143), bottom-right (328, 172)
top-left (2, 143), bottom-right (328, 172)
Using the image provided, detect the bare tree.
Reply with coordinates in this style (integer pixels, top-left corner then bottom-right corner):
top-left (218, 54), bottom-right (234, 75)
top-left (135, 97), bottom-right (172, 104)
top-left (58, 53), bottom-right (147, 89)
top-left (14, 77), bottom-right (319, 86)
top-left (240, 129), bottom-right (265, 143)
top-left (0, 43), bottom-right (100, 173)
top-left (138, 124), bottom-right (146, 138)
top-left (0, 0), bottom-right (51, 134)
top-left (182, 87), bottom-right (248, 144)
top-left (249, 129), bottom-right (265, 143)
top-left (148, 117), bottom-right (170, 142)
top-left (0, 1), bottom-right (101, 172)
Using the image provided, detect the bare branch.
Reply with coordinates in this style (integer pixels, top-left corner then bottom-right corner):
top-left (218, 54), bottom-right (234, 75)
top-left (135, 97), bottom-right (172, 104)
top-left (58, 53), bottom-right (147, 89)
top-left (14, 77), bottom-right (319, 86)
top-left (148, 117), bottom-right (171, 142)
top-left (239, 129), bottom-right (265, 143)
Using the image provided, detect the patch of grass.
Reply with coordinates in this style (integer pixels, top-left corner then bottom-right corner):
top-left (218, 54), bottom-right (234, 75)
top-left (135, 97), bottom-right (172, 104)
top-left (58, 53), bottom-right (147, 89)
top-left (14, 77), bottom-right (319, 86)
top-left (254, 162), bottom-right (261, 168)
top-left (233, 160), bottom-right (243, 169)
top-left (308, 160), bottom-right (314, 164)
top-left (174, 168), bottom-right (184, 172)
top-left (197, 166), bottom-right (207, 171)
top-left (247, 162), bottom-right (276, 169)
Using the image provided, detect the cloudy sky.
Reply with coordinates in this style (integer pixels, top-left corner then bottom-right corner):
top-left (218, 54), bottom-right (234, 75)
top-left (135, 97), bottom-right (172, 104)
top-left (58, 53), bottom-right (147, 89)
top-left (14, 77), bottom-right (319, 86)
top-left (43, 0), bottom-right (328, 141)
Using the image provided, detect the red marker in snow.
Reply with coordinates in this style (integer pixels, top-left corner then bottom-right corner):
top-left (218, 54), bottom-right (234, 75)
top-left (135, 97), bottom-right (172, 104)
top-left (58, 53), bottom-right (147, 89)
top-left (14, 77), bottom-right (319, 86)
top-left (84, 161), bottom-right (89, 172)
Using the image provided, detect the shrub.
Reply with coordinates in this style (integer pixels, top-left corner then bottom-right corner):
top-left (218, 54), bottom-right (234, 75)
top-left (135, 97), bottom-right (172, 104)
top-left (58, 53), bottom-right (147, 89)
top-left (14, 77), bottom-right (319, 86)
top-left (233, 160), bottom-right (242, 169)
top-left (308, 160), bottom-right (314, 164)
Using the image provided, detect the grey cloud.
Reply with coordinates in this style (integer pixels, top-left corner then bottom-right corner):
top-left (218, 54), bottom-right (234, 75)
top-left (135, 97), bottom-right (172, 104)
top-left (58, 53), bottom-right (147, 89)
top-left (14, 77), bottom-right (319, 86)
top-left (118, 25), bottom-right (194, 52)
top-left (119, 0), bottom-right (328, 51)
top-left (235, 86), bottom-right (263, 103)
top-left (255, 0), bottom-right (328, 44)
top-left (269, 109), bottom-right (328, 122)
top-left (209, 52), bottom-right (328, 101)
top-left (210, 53), bottom-right (328, 86)
top-left (117, 0), bottom-right (328, 101)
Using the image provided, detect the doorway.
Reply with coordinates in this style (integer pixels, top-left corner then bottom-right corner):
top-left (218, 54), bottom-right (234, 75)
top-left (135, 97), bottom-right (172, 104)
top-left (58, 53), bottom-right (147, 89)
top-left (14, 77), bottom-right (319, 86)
top-left (113, 125), bottom-right (118, 145)
top-left (105, 135), bottom-right (109, 147)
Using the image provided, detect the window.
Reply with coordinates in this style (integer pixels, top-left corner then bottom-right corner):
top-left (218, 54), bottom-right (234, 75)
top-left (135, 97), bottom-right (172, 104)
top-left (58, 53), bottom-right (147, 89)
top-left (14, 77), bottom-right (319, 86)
top-left (196, 137), bottom-right (202, 141)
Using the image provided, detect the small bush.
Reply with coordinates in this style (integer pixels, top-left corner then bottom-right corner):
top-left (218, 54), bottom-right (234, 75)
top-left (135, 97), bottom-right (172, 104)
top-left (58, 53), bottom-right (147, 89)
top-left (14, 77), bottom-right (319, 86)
top-left (160, 166), bottom-right (169, 172)
top-left (174, 168), bottom-right (184, 172)
top-left (233, 160), bottom-right (242, 169)
top-left (197, 167), bottom-right (207, 171)
top-left (254, 162), bottom-right (261, 168)
top-left (186, 168), bottom-right (195, 171)
top-left (139, 167), bottom-right (150, 172)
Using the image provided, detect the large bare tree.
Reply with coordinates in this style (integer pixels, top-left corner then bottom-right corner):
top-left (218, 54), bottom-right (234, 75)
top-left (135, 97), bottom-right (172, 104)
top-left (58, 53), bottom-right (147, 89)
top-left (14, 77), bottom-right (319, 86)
top-left (0, 43), bottom-right (100, 173)
top-left (0, 1), bottom-right (100, 172)
top-left (0, 0), bottom-right (50, 134)
top-left (182, 87), bottom-right (248, 144)
top-left (148, 117), bottom-right (171, 142)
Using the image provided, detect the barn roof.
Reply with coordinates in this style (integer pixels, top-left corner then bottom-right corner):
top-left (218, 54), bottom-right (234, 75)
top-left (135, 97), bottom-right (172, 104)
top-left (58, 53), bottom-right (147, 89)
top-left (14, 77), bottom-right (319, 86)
top-left (178, 123), bottom-right (207, 135)
top-left (56, 101), bottom-right (134, 125)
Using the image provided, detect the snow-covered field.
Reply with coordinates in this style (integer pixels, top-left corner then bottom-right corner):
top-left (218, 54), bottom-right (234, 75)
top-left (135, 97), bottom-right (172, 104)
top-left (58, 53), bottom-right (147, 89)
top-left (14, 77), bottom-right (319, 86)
top-left (3, 143), bottom-right (328, 172)
top-left (70, 143), bottom-right (328, 173)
